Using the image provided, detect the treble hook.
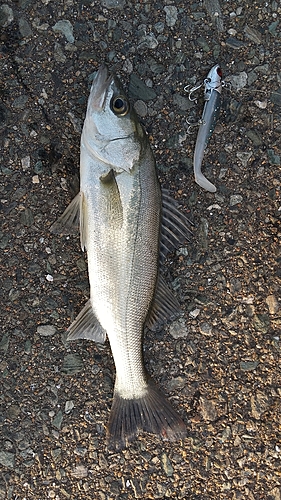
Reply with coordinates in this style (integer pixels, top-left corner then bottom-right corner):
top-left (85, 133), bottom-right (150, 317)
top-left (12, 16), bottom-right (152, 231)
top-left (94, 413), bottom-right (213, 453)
top-left (186, 118), bottom-right (205, 134)
top-left (184, 82), bottom-right (204, 102)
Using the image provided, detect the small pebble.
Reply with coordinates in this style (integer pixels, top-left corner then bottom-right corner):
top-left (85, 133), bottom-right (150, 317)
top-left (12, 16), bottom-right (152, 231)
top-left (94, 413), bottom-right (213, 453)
top-left (266, 295), bottom-right (279, 314)
top-left (0, 451), bottom-right (15, 469)
top-left (134, 100), bottom-right (148, 117)
top-left (169, 317), bottom-right (188, 338)
top-left (65, 400), bottom-right (74, 414)
top-left (199, 322), bottom-right (213, 336)
top-left (164, 5), bottom-right (178, 28)
top-left (21, 156), bottom-right (30, 171)
top-left (52, 20), bottom-right (74, 43)
top-left (240, 361), bottom-right (259, 371)
top-left (71, 464), bottom-right (88, 478)
top-left (230, 194), bottom-right (243, 206)
top-left (37, 324), bottom-right (56, 336)
top-left (161, 453), bottom-right (174, 477)
top-left (0, 4), bottom-right (14, 27)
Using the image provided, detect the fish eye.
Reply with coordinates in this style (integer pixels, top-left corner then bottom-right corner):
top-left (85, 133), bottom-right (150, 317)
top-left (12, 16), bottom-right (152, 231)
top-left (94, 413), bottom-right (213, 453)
top-left (111, 96), bottom-right (130, 116)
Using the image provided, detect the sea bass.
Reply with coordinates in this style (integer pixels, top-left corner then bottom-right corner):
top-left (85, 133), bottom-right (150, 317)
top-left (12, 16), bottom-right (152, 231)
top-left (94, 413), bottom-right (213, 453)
top-left (51, 65), bottom-right (192, 450)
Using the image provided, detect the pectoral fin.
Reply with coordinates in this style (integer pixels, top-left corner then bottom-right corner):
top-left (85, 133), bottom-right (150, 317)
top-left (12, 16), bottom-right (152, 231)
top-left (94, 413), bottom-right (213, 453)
top-left (67, 299), bottom-right (106, 343)
top-left (100, 169), bottom-right (123, 228)
top-left (146, 276), bottom-right (181, 331)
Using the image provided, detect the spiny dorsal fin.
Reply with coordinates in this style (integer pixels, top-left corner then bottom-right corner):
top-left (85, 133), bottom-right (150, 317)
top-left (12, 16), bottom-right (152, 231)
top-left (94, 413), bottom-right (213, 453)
top-left (67, 299), bottom-right (106, 344)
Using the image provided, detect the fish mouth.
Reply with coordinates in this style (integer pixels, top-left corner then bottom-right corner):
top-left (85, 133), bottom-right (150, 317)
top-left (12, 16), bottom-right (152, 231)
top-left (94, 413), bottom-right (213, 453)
top-left (89, 65), bottom-right (113, 111)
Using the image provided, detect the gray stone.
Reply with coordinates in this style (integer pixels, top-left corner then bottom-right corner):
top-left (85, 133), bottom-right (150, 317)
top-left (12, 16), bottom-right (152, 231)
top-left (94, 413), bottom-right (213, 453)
top-left (267, 149), bottom-right (280, 165)
top-left (199, 322), bottom-right (213, 336)
top-left (164, 6), bottom-right (178, 27)
top-left (52, 410), bottom-right (63, 430)
top-left (270, 88), bottom-right (281, 106)
top-left (19, 18), bottom-right (32, 38)
top-left (52, 20), bottom-right (74, 43)
top-left (37, 324), bottom-right (57, 337)
top-left (161, 453), bottom-right (174, 477)
top-left (236, 151), bottom-right (252, 167)
top-left (71, 464), bottom-right (88, 478)
top-left (134, 100), bottom-right (148, 118)
top-left (101, 0), bottom-right (125, 8)
top-left (0, 333), bottom-right (9, 354)
top-left (228, 72), bottom-right (248, 90)
top-left (240, 361), bottom-right (259, 371)
top-left (245, 130), bottom-right (262, 146)
top-left (128, 74), bottom-right (156, 101)
top-left (0, 451), bottom-right (15, 469)
top-left (244, 25), bottom-right (263, 44)
top-left (13, 95), bottom-right (29, 109)
top-left (61, 353), bottom-right (84, 375)
top-left (20, 208), bottom-right (34, 226)
top-left (169, 317), bottom-right (188, 339)
top-left (229, 194), bottom-right (243, 206)
top-left (173, 93), bottom-right (193, 111)
top-left (268, 20), bottom-right (279, 37)
top-left (0, 4), bottom-right (13, 28)
top-left (137, 33), bottom-right (158, 50)
top-left (225, 37), bottom-right (245, 49)
top-left (64, 400), bottom-right (74, 414)
top-left (250, 391), bottom-right (270, 419)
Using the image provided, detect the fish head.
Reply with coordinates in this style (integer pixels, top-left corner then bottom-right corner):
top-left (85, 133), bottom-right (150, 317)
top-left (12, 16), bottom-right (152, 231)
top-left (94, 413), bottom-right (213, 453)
top-left (82, 65), bottom-right (145, 173)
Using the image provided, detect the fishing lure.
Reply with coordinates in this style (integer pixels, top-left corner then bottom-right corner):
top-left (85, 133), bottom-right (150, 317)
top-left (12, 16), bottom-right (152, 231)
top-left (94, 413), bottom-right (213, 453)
top-left (189, 64), bottom-right (223, 193)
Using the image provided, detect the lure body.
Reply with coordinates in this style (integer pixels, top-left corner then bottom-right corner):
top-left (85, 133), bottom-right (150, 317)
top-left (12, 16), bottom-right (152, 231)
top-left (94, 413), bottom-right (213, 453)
top-left (194, 64), bottom-right (223, 192)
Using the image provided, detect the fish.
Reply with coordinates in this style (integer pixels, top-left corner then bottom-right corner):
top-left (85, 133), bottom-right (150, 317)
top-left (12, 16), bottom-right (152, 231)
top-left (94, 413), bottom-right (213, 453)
top-left (51, 65), bottom-right (193, 450)
top-left (193, 64), bottom-right (223, 193)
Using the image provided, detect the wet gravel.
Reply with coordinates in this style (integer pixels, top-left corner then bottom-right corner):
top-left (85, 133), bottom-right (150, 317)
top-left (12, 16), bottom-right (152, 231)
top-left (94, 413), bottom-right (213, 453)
top-left (1, 0), bottom-right (281, 499)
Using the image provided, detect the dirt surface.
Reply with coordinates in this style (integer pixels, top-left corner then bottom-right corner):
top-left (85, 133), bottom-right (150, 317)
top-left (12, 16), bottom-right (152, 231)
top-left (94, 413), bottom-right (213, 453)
top-left (1, 1), bottom-right (281, 499)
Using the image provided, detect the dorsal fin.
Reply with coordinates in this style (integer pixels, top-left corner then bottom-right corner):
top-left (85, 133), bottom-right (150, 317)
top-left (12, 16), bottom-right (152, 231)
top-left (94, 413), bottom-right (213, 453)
top-left (146, 275), bottom-right (181, 331)
top-left (160, 190), bottom-right (193, 263)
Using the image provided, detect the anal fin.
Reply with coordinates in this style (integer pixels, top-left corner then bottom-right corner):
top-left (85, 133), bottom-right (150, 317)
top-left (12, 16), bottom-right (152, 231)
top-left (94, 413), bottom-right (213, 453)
top-left (67, 299), bottom-right (106, 344)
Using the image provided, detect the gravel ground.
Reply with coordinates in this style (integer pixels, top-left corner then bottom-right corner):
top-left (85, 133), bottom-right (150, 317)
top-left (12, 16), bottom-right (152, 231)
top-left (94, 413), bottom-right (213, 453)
top-left (1, 1), bottom-right (281, 499)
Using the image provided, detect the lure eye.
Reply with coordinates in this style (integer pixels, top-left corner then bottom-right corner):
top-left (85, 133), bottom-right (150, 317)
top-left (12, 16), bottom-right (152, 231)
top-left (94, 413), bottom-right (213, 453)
top-left (111, 96), bottom-right (130, 116)
top-left (217, 67), bottom-right (223, 78)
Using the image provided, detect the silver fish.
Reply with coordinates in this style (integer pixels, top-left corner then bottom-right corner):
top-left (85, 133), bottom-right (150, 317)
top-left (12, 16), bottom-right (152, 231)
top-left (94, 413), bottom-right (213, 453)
top-left (51, 65), bottom-right (192, 450)
top-left (193, 64), bottom-right (223, 193)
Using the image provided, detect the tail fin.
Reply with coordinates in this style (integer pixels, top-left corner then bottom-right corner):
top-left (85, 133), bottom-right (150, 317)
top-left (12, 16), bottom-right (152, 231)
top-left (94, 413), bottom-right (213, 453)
top-left (106, 380), bottom-right (186, 450)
